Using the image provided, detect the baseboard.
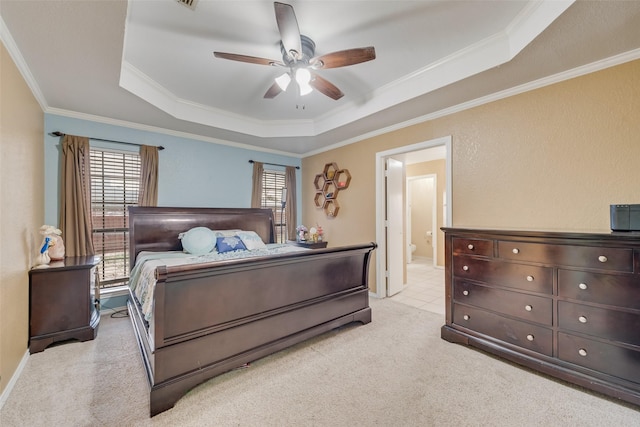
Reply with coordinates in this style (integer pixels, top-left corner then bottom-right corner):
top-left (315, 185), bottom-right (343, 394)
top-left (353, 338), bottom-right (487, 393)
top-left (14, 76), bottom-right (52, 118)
top-left (0, 349), bottom-right (29, 411)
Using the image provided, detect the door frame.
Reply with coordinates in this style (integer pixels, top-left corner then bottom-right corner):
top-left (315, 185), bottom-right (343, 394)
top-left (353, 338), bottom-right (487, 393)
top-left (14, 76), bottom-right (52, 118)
top-left (374, 135), bottom-right (452, 299)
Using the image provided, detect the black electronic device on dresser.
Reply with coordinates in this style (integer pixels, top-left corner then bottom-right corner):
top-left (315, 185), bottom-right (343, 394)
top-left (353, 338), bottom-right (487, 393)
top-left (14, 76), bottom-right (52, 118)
top-left (610, 204), bottom-right (640, 231)
top-left (441, 228), bottom-right (640, 408)
top-left (28, 256), bottom-right (100, 353)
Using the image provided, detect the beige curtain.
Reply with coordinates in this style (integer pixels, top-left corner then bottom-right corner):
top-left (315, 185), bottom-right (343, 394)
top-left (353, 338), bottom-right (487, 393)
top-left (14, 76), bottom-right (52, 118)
top-left (59, 135), bottom-right (94, 256)
top-left (285, 166), bottom-right (297, 239)
top-left (250, 161), bottom-right (264, 208)
top-left (138, 145), bottom-right (159, 206)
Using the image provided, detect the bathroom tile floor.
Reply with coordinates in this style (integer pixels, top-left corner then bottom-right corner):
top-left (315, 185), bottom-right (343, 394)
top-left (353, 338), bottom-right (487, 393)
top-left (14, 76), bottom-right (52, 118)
top-left (389, 257), bottom-right (446, 316)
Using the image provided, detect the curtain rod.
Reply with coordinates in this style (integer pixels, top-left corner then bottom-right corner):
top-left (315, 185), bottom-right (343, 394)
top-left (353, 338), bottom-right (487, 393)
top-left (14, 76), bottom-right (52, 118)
top-left (49, 131), bottom-right (165, 150)
top-left (249, 160), bottom-right (299, 170)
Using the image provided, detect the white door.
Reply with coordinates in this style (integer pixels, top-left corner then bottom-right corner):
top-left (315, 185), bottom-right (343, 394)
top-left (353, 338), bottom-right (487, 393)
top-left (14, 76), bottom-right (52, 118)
top-left (386, 158), bottom-right (404, 296)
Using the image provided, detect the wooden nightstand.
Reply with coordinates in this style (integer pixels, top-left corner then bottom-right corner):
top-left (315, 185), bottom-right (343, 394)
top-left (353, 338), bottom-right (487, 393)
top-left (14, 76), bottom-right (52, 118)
top-left (288, 240), bottom-right (328, 249)
top-left (28, 256), bottom-right (100, 353)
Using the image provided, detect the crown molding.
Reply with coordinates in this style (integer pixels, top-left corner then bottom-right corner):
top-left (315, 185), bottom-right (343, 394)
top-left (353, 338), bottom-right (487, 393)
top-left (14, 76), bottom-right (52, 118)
top-left (0, 15), bottom-right (48, 112)
top-left (303, 48), bottom-right (640, 158)
top-left (45, 107), bottom-right (302, 158)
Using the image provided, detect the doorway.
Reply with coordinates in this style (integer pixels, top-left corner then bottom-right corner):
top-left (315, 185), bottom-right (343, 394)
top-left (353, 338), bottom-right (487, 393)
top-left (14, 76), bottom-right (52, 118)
top-left (374, 136), bottom-right (452, 299)
top-left (407, 174), bottom-right (437, 267)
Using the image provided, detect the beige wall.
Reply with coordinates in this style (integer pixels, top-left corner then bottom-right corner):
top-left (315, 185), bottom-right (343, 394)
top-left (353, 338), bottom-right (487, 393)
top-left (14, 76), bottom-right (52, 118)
top-left (407, 159), bottom-right (446, 267)
top-left (303, 59), bottom-right (640, 293)
top-left (0, 43), bottom-right (44, 394)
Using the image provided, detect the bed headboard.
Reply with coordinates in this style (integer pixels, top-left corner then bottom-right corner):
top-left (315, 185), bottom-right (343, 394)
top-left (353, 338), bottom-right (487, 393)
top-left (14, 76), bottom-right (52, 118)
top-left (128, 207), bottom-right (276, 268)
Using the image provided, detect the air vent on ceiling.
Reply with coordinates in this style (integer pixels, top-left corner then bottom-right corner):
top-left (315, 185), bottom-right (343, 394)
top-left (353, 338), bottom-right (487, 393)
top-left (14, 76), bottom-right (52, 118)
top-left (176, 0), bottom-right (198, 10)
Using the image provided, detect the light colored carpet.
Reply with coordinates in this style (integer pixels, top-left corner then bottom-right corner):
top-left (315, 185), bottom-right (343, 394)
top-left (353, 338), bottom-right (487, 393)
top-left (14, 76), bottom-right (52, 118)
top-left (1, 298), bottom-right (638, 426)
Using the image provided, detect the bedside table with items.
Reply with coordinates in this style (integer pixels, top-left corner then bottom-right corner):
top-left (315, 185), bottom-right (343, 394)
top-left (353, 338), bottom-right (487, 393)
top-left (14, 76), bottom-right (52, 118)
top-left (288, 240), bottom-right (328, 249)
top-left (28, 256), bottom-right (101, 353)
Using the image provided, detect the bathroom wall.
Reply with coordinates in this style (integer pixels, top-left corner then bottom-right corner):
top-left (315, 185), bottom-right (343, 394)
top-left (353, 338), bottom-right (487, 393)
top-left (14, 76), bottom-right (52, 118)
top-left (408, 177), bottom-right (435, 260)
top-left (406, 160), bottom-right (446, 267)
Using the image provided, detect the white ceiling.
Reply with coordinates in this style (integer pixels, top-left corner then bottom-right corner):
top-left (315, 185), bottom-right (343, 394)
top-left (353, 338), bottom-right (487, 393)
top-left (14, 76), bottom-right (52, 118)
top-left (1, 1), bottom-right (640, 156)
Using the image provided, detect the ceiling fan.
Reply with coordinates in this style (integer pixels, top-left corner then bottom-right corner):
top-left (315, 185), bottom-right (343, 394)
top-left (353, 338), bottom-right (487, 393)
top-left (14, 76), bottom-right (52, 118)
top-left (213, 2), bottom-right (376, 100)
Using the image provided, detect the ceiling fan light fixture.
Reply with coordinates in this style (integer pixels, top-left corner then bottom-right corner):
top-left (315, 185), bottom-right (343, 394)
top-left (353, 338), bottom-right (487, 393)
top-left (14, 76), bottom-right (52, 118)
top-left (298, 82), bottom-right (313, 96)
top-left (275, 73), bottom-right (291, 91)
top-left (295, 68), bottom-right (311, 85)
top-left (295, 68), bottom-right (313, 96)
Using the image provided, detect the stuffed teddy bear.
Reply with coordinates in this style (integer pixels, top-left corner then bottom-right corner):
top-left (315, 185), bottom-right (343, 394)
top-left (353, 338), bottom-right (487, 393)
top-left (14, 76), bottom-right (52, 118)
top-left (39, 225), bottom-right (65, 261)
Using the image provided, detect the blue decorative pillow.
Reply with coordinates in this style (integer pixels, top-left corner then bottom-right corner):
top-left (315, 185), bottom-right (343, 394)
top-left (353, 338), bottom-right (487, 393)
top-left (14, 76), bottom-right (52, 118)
top-left (236, 230), bottom-right (267, 250)
top-left (179, 227), bottom-right (216, 255)
top-left (216, 236), bottom-right (247, 253)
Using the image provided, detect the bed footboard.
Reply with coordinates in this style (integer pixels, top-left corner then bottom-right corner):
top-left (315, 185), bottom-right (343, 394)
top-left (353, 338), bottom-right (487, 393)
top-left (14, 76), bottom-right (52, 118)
top-left (128, 241), bottom-right (376, 417)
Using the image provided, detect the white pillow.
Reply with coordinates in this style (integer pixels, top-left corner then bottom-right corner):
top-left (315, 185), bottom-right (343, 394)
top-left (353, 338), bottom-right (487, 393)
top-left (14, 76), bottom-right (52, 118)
top-left (179, 227), bottom-right (217, 255)
top-left (236, 230), bottom-right (267, 250)
top-left (212, 229), bottom-right (242, 237)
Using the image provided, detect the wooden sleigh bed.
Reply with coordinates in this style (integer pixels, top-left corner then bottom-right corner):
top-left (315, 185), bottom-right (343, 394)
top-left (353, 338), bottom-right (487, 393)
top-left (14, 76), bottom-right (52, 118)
top-left (126, 207), bottom-right (377, 416)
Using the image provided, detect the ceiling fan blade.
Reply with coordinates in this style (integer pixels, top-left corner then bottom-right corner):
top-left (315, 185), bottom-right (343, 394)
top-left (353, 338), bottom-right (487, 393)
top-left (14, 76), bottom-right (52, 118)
top-left (264, 81), bottom-right (283, 99)
top-left (214, 52), bottom-right (284, 67)
top-left (274, 2), bottom-right (302, 60)
top-left (310, 73), bottom-right (344, 100)
top-left (311, 47), bottom-right (376, 69)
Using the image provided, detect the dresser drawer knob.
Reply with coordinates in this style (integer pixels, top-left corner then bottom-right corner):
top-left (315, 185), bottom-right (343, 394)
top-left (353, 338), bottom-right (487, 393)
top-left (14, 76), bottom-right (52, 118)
top-left (526, 334), bottom-right (534, 341)
top-left (462, 265), bottom-right (469, 271)
top-left (525, 305), bottom-right (532, 312)
top-left (578, 348), bottom-right (588, 357)
top-left (512, 248), bottom-right (520, 254)
top-left (578, 283), bottom-right (588, 290)
top-left (598, 255), bottom-right (607, 263)
top-left (467, 244), bottom-right (474, 250)
top-left (526, 275), bottom-right (534, 282)
top-left (463, 314), bottom-right (470, 321)
top-left (578, 316), bottom-right (588, 323)
top-left (462, 290), bottom-right (469, 296)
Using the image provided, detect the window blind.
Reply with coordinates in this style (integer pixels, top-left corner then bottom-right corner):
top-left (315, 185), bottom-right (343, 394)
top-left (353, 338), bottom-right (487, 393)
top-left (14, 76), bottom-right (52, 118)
top-left (262, 169), bottom-right (287, 242)
top-left (90, 149), bottom-right (141, 288)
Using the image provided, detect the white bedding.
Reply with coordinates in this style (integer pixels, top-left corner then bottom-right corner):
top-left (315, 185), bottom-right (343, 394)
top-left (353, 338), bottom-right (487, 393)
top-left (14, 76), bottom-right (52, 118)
top-left (129, 244), bottom-right (309, 322)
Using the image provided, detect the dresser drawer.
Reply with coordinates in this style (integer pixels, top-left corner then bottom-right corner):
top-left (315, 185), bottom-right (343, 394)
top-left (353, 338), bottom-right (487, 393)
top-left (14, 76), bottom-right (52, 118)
top-left (453, 303), bottom-right (553, 356)
top-left (498, 241), bottom-right (632, 272)
top-left (558, 270), bottom-right (640, 310)
top-left (454, 280), bottom-right (552, 325)
top-left (558, 332), bottom-right (640, 384)
top-left (558, 301), bottom-right (640, 346)
top-left (452, 238), bottom-right (493, 258)
top-left (452, 256), bottom-right (552, 294)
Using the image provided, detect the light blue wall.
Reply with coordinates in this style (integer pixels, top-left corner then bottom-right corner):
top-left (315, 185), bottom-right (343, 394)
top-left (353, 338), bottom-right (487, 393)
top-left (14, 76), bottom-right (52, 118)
top-left (43, 114), bottom-right (302, 226)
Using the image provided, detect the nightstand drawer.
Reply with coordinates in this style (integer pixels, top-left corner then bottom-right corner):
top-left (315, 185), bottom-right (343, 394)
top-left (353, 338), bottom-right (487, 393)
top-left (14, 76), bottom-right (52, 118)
top-left (558, 332), bottom-right (640, 384)
top-left (498, 241), bottom-right (632, 272)
top-left (558, 301), bottom-right (640, 346)
top-left (558, 269), bottom-right (640, 310)
top-left (453, 303), bottom-right (553, 356)
top-left (452, 256), bottom-right (552, 294)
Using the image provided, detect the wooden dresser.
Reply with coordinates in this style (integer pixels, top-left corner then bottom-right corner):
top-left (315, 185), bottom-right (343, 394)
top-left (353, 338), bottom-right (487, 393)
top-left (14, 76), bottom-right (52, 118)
top-left (441, 228), bottom-right (640, 407)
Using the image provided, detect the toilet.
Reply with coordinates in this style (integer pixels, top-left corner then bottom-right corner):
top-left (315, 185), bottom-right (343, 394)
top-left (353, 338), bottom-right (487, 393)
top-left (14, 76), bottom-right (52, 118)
top-left (408, 243), bottom-right (417, 263)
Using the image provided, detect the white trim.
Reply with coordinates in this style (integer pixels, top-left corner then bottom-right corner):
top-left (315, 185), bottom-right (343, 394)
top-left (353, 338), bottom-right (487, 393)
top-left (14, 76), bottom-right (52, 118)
top-left (0, 16), bottom-right (48, 112)
top-left (0, 350), bottom-right (29, 411)
top-left (375, 136), bottom-right (452, 298)
top-left (4, 7), bottom-right (639, 159)
top-left (45, 108), bottom-right (302, 158)
top-left (304, 48), bottom-right (640, 158)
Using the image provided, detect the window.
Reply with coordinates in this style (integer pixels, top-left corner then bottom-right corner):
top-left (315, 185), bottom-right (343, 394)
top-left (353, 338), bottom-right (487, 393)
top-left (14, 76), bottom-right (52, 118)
top-left (90, 148), bottom-right (141, 289)
top-left (261, 169), bottom-right (287, 243)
